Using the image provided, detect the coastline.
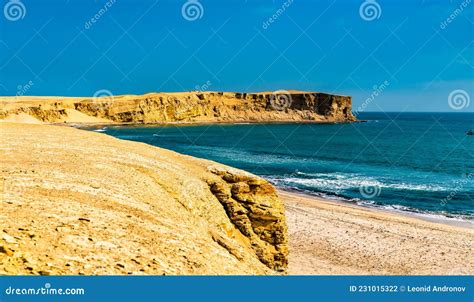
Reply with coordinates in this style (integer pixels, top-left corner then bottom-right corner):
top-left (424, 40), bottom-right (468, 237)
top-left (76, 119), bottom-right (363, 127)
top-left (0, 118), bottom-right (362, 127)
top-left (281, 190), bottom-right (474, 275)
top-left (279, 188), bottom-right (474, 228)
top-left (0, 92), bottom-right (356, 125)
top-left (1, 122), bottom-right (473, 275)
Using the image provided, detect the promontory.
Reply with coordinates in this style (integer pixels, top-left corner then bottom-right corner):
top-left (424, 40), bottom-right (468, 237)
top-left (0, 91), bottom-right (355, 124)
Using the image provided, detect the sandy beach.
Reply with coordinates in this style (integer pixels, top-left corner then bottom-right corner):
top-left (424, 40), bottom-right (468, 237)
top-left (282, 190), bottom-right (474, 275)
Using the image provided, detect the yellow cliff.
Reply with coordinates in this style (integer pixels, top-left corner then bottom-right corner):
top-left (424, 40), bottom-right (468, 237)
top-left (0, 91), bottom-right (355, 124)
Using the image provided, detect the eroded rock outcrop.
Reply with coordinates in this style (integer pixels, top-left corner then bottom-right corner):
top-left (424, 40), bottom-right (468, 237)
top-left (206, 166), bottom-right (288, 271)
top-left (0, 91), bottom-right (355, 124)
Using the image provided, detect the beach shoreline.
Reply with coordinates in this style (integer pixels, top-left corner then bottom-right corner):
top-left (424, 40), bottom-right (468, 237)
top-left (281, 190), bottom-right (474, 275)
top-left (279, 188), bottom-right (474, 229)
top-left (1, 122), bottom-right (473, 276)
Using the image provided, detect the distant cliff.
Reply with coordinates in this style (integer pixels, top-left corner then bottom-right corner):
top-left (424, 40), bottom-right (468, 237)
top-left (0, 91), bottom-right (355, 124)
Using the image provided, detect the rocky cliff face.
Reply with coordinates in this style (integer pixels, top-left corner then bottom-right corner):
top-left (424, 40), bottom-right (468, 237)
top-left (206, 166), bottom-right (287, 271)
top-left (0, 123), bottom-right (288, 275)
top-left (0, 91), bottom-right (355, 124)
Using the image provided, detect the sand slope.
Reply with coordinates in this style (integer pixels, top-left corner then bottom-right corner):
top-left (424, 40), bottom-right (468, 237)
top-left (0, 123), bottom-right (288, 275)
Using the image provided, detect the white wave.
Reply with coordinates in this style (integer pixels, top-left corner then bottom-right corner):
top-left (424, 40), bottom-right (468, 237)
top-left (93, 127), bottom-right (107, 132)
top-left (270, 173), bottom-right (448, 192)
top-left (376, 204), bottom-right (474, 224)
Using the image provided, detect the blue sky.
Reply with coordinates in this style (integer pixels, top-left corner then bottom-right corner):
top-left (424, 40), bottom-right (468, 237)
top-left (0, 0), bottom-right (473, 112)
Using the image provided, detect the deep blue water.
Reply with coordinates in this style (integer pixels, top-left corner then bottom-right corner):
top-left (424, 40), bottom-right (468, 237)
top-left (93, 113), bottom-right (474, 221)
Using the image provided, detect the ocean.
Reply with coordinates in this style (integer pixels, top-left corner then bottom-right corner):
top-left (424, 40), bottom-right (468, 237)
top-left (93, 112), bottom-right (474, 222)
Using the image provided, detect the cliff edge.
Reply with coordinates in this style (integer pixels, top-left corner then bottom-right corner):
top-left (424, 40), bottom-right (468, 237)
top-left (0, 123), bottom-right (288, 275)
top-left (0, 91), bottom-right (355, 124)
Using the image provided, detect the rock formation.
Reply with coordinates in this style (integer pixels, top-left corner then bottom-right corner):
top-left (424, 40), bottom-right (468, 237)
top-left (206, 166), bottom-right (287, 271)
top-left (0, 91), bottom-right (355, 124)
top-left (0, 123), bottom-right (288, 275)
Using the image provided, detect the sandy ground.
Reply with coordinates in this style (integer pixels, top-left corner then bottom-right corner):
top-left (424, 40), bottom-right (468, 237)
top-left (0, 123), bottom-right (286, 275)
top-left (282, 190), bottom-right (474, 275)
top-left (1, 122), bottom-right (472, 275)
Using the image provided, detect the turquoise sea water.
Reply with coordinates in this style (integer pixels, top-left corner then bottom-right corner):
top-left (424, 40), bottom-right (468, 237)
top-left (94, 113), bottom-right (474, 222)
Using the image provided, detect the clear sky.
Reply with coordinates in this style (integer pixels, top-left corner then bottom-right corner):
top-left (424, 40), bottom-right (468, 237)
top-left (0, 0), bottom-right (473, 112)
